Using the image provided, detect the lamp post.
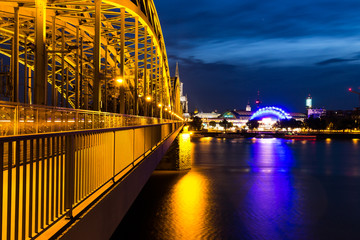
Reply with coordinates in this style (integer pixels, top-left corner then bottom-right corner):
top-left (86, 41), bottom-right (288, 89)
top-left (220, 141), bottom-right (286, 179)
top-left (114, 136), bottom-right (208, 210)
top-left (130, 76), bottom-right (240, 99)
top-left (157, 103), bottom-right (162, 119)
top-left (145, 95), bottom-right (152, 116)
top-left (112, 76), bottom-right (124, 113)
top-left (115, 77), bottom-right (126, 114)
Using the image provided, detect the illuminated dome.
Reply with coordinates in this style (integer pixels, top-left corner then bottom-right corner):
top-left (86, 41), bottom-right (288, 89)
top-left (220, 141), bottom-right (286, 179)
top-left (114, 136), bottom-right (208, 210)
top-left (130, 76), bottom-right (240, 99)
top-left (250, 107), bottom-right (291, 120)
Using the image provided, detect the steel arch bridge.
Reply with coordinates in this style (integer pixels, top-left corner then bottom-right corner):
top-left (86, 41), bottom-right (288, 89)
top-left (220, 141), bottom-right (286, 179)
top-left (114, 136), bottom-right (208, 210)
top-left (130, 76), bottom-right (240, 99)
top-left (0, 0), bottom-right (180, 118)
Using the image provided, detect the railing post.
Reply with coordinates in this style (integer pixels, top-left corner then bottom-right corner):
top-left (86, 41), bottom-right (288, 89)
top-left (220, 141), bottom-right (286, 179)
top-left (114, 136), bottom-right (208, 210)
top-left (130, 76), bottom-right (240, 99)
top-left (14, 105), bottom-right (19, 135)
top-left (36, 109), bottom-right (39, 133)
top-left (143, 126), bottom-right (146, 157)
top-left (113, 130), bottom-right (116, 182)
top-left (65, 134), bottom-right (75, 219)
top-left (132, 128), bottom-right (135, 166)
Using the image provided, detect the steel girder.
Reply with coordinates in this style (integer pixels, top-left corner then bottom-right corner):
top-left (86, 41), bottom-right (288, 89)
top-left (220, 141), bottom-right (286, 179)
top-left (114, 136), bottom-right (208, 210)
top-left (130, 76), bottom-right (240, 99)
top-left (0, 0), bottom-right (173, 116)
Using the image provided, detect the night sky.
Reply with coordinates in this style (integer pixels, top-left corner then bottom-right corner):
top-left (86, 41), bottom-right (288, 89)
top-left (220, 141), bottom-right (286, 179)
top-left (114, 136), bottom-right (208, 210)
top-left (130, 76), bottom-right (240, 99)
top-left (155, 0), bottom-right (360, 113)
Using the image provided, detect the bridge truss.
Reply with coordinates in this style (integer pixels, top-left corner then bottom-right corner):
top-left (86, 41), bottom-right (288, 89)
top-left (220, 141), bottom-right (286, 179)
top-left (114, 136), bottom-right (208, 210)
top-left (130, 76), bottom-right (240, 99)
top-left (0, 0), bottom-right (181, 119)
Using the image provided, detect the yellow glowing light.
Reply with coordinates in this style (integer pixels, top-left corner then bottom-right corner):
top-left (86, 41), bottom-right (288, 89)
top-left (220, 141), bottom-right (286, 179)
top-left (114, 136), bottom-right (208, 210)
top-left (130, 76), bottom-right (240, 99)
top-left (326, 138), bottom-right (332, 143)
top-left (164, 107), bottom-right (168, 111)
top-left (353, 138), bottom-right (359, 144)
top-left (158, 103), bottom-right (162, 108)
top-left (145, 96), bottom-right (152, 102)
top-left (116, 77), bottom-right (124, 84)
top-left (184, 125), bottom-right (189, 132)
top-left (200, 137), bottom-right (212, 142)
top-left (181, 133), bottom-right (190, 140)
top-left (171, 172), bottom-right (209, 239)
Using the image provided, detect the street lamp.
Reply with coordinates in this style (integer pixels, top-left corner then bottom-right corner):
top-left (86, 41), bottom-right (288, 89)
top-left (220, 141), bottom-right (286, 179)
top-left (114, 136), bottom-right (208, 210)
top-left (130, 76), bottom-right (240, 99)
top-left (114, 76), bottom-right (125, 113)
top-left (116, 77), bottom-right (124, 85)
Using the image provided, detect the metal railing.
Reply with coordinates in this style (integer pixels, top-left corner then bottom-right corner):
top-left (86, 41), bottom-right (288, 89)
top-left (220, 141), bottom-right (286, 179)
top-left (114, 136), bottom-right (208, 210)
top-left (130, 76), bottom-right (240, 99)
top-left (0, 122), bottom-right (183, 240)
top-left (0, 101), bottom-right (177, 136)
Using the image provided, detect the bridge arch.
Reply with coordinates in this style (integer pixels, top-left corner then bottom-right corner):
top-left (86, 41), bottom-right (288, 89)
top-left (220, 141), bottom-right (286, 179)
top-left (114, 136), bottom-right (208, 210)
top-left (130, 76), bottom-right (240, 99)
top-left (0, 0), bottom-right (176, 117)
top-left (250, 106), bottom-right (291, 120)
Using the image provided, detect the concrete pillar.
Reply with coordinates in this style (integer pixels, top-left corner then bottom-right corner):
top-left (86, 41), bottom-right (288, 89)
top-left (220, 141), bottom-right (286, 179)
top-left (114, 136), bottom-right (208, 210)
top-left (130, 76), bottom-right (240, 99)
top-left (156, 132), bottom-right (191, 170)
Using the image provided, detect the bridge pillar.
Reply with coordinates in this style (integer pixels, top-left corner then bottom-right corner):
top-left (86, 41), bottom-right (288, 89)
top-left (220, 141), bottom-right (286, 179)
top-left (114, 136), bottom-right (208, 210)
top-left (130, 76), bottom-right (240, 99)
top-left (157, 131), bottom-right (191, 170)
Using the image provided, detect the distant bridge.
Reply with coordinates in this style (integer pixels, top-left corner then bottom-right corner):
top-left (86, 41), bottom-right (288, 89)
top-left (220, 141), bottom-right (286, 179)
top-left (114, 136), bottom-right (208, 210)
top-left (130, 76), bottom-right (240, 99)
top-left (0, 1), bottom-right (184, 239)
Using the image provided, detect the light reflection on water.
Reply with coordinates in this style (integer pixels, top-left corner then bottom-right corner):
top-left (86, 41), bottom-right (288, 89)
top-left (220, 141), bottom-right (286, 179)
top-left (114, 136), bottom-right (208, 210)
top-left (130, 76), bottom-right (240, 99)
top-left (170, 172), bottom-right (211, 239)
top-left (248, 138), bottom-right (294, 173)
top-left (113, 137), bottom-right (360, 240)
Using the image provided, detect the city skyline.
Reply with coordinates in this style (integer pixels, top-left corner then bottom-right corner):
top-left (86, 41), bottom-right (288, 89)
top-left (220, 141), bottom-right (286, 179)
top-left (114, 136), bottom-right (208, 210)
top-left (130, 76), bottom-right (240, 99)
top-left (155, 0), bottom-right (360, 113)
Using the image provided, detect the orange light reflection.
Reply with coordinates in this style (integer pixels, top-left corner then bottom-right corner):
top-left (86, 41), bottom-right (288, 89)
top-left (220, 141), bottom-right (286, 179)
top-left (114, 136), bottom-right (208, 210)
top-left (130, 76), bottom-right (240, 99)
top-left (171, 172), bottom-right (209, 239)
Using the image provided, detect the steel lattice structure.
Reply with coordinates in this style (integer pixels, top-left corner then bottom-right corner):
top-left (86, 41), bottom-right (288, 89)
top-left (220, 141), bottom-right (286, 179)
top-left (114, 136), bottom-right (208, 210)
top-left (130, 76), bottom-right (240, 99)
top-left (0, 0), bottom-right (180, 118)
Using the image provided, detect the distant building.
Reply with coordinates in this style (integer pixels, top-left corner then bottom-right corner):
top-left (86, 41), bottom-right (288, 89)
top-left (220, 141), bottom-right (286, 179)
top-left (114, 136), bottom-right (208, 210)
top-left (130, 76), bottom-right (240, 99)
top-left (194, 111), bottom-right (220, 119)
top-left (175, 63), bottom-right (189, 118)
top-left (290, 112), bottom-right (307, 122)
top-left (308, 108), bottom-right (326, 118)
top-left (246, 102), bottom-right (251, 112)
top-left (199, 107), bottom-right (306, 130)
top-left (172, 62), bottom-right (189, 118)
top-left (306, 94), bottom-right (312, 109)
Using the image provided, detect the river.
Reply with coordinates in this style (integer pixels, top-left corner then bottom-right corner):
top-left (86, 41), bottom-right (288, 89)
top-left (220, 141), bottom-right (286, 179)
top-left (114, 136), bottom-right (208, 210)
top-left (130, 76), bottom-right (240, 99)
top-left (111, 137), bottom-right (360, 240)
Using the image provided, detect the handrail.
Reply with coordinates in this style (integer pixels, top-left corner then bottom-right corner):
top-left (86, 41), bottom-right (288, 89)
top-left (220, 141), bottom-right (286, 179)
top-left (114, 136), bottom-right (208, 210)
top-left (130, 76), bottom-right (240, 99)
top-left (0, 101), bottom-right (181, 136)
top-left (0, 122), bottom-right (182, 141)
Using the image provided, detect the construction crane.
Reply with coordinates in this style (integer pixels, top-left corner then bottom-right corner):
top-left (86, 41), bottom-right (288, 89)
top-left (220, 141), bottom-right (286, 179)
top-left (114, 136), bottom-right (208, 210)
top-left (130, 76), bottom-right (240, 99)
top-left (348, 88), bottom-right (360, 107)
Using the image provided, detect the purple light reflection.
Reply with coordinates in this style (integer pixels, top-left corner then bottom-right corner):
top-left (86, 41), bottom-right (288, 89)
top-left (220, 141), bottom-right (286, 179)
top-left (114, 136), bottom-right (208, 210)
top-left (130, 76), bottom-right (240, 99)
top-left (248, 138), bottom-right (294, 173)
top-left (241, 138), bottom-right (308, 239)
top-left (242, 173), bottom-right (299, 239)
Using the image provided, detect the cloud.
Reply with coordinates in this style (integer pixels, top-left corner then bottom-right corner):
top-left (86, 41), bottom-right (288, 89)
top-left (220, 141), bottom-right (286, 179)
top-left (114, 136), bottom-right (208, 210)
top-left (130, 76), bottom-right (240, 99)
top-left (168, 37), bottom-right (360, 67)
top-left (316, 58), bottom-right (359, 66)
top-left (157, 0), bottom-right (360, 68)
top-left (157, 0), bottom-right (360, 42)
top-left (155, 0), bottom-right (360, 111)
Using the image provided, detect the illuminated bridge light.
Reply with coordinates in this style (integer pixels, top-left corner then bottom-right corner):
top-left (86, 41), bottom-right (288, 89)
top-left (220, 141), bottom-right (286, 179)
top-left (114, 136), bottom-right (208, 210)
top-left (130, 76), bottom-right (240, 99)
top-left (250, 106), bottom-right (291, 120)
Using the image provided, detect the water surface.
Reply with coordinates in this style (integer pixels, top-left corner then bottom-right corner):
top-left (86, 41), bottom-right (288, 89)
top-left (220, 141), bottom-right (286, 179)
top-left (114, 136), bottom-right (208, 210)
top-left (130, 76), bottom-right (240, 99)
top-left (112, 137), bottom-right (360, 240)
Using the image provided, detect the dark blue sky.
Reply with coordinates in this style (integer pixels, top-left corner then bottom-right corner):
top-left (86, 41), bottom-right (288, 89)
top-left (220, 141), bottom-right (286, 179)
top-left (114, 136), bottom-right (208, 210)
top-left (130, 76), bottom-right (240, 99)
top-left (154, 0), bottom-right (360, 113)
